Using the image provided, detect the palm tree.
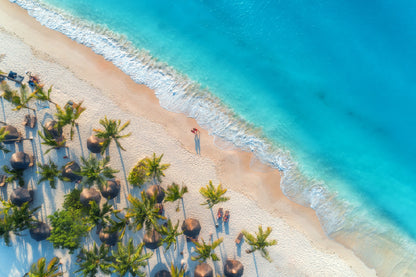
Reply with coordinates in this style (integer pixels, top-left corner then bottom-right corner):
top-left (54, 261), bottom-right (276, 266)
top-left (0, 127), bottom-right (10, 153)
top-left (0, 200), bottom-right (40, 246)
top-left (242, 226), bottom-right (277, 262)
top-left (28, 85), bottom-right (58, 106)
top-left (164, 182), bottom-right (188, 212)
top-left (157, 219), bottom-right (182, 251)
top-left (199, 181), bottom-right (230, 209)
top-left (2, 165), bottom-right (25, 187)
top-left (38, 126), bottom-right (66, 154)
top-left (191, 237), bottom-right (224, 263)
top-left (24, 257), bottom-right (63, 277)
top-left (88, 201), bottom-right (114, 233)
top-left (110, 238), bottom-right (153, 277)
top-left (77, 155), bottom-right (119, 189)
top-left (75, 242), bottom-right (113, 277)
top-left (55, 101), bottom-right (85, 140)
top-left (126, 191), bottom-right (166, 232)
top-left (93, 116), bottom-right (131, 153)
top-left (106, 211), bottom-right (129, 240)
top-left (144, 153), bottom-right (170, 184)
top-left (1, 82), bottom-right (35, 111)
top-left (169, 263), bottom-right (187, 277)
top-left (37, 160), bottom-right (63, 189)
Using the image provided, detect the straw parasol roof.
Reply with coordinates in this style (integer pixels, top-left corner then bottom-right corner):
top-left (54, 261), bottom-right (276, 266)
top-left (194, 263), bottom-right (213, 277)
top-left (61, 161), bottom-right (82, 182)
top-left (224, 259), bottom-right (244, 277)
top-left (146, 185), bottom-right (165, 203)
top-left (100, 179), bottom-right (120, 200)
top-left (80, 187), bottom-right (101, 207)
top-left (181, 218), bottom-right (201, 239)
top-left (30, 222), bottom-right (51, 241)
top-left (2, 125), bottom-right (20, 144)
top-left (99, 227), bottom-right (118, 246)
top-left (10, 152), bottom-right (33, 170)
top-left (154, 270), bottom-right (171, 277)
top-left (44, 120), bottom-right (62, 139)
top-left (143, 229), bottom-right (162, 250)
top-left (87, 135), bottom-right (105, 153)
top-left (10, 187), bottom-right (33, 206)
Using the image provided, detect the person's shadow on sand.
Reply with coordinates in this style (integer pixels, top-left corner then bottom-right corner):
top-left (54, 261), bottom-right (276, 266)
top-left (194, 131), bottom-right (201, 155)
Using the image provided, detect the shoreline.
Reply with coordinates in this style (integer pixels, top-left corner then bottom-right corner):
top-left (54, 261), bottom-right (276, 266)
top-left (0, 0), bottom-right (376, 276)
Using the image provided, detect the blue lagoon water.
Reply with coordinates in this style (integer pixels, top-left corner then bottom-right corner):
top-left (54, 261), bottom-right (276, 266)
top-left (10, 0), bottom-right (416, 274)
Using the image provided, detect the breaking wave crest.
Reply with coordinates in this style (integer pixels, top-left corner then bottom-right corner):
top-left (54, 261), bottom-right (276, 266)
top-left (10, 0), bottom-right (416, 275)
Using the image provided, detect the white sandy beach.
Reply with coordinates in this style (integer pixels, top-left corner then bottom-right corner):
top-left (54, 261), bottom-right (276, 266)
top-left (0, 1), bottom-right (377, 276)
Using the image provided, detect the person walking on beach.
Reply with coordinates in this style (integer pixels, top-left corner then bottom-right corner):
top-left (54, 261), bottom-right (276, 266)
top-left (191, 128), bottom-right (201, 155)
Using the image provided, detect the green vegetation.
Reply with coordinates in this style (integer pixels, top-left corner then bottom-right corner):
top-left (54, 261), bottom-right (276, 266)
top-left (157, 219), bottom-right (182, 251)
top-left (164, 182), bottom-right (188, 212)
top-left (242, 225), bottom-right (277, 262)
top-left (126, 191), bottom-right (166, 232)
top-left (0, 200), bottom-right (40, 246)
top-left (1, 82), bottom-right (34, 111)
top-left (169, 263), bottom-right (187, 277)
top-left (75, 242), bottom-right (112, 277)
top-left (29, 85), bottom-right (57, 106)
top-left (144, 153), bottom-right (170, 184)
top-left (24, 257), bottom-right (63, 277)
top-left (88, 201), bottom-right (114, 233)
top-left (0, 127), bottom-right (10, 153)
top-left (55, 101), bottom-right (85, 140)
top-left (199, 180), bottom-right (230, 209)
top-left (2, 165), bottom-right (24, 187)
top-left (128, 159), bottom-right (147, 187)
top-left (77, 155), bottom-right (119, 189)
top-left (110, 238), bottom-right (153, 277)
top-left (191, 237), bottom-right (224, 263)
top-left (37, 160), bottom-right (63, 189)
top-left (93, 116), bottom-right (131, 153)
top-left (47, 208), bottom-right (91, 254)
top-left (38, 126), bottom-right (66, 154)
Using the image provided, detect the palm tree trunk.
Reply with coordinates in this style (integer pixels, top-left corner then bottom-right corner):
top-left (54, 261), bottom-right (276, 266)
top-left (4, 138), bottom-right (33, 143)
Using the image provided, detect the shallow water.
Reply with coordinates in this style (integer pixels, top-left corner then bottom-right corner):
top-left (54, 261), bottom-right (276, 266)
top-left (11, 0), bottom-right (416, 274)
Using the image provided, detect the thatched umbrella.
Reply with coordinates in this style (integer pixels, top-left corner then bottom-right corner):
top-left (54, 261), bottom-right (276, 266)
top-left (44, 120), bottom-right (62, 139)
top-left (146, 185), bottom-right (165, 203)
top-left (86, 135), bottom-right (105, 153)
top-left (10, 187), bottom-right (33, 206)
top-left (99, 227), bottom-right (118, 246)
top-left (3, 125), bottom-right (20, 144)
top-left (10, 152), bottom-right (33, 170)
top-left (143, 229), bottom-right (162, 250)
top-left (181, 218), bottom-right (201, 240)
top-left (224, 260), bottom-right (244, 277)
top-left (154, 270), bottom-right (171, 277)
top-left (61, 161), bottom-right (82, 182)
top-left (194, 263), bottom-right (213, 277)
top-left (80, 187), bottom-right (101, 206)
top-left (100, 179), bottom-right (120, 200)
top-left (30, 222), bottom-right (51, 241)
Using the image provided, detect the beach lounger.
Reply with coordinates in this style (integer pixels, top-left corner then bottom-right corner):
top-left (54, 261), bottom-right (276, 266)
top-left (8, 71), bottom-right (24, 83)
top-left (223, 210), bottom-right (230, 223)
top-left (22, 114), bottom-right (30, 126)
top-left (0, 175), bottom-right (6, 187)
top-left (217, 207), bottom-right (223, 220)
top-left (30, 115), bottom-right (37, 128)
top-left (235, 232), bottom-right (244, 244)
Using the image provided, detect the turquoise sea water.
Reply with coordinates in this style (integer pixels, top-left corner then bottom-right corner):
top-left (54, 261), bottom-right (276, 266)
top-left (10, 0), bottom-right (416, 274)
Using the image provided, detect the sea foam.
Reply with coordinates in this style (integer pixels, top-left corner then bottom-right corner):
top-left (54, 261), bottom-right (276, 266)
top-left (9, 0), bottom-right (416, 275)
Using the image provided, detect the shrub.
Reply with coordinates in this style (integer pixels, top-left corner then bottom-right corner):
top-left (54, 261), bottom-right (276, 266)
top-left (128, 159), bottom-right (148, 187)
top-left (47, 209), bottom-right (91, 253)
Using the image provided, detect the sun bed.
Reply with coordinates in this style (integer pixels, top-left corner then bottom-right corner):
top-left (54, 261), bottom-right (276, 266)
top-left (0, 175), bottom-right (6, 187)
top-left (223, 210), bottom-right (230, 223)
top-left (235, 232), bottom-right (244, 244)
top-left (7, 71), bottom-right (24, 83)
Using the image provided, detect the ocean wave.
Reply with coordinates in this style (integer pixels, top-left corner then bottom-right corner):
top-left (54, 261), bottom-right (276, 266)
top-left (10, 0), bottom-right (416, 275)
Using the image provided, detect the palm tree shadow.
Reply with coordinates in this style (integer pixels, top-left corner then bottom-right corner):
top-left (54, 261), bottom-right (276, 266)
top-left (252, 252), bottom-right (260, 277)
top-left (1, 97), bottom-right (6, 122)
top-left (75, 125), bottom-right (85, 158)
top-left (116, 146), bottom-right (128, 192)
top-left (181, 199), bottom-right (187, 219)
